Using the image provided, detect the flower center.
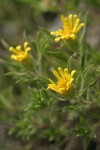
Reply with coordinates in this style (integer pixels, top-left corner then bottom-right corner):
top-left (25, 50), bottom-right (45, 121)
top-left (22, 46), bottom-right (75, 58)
top-left (58, 79), bottom-right (69, 89)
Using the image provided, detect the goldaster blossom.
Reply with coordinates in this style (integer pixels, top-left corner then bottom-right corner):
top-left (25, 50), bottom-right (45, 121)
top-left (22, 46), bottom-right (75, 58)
top-left (9, 42), bottom-right (31, 62)
top-left (47, 67), bottom-right (76, 94)
top-left (51, 14), bottom-right (84, 42)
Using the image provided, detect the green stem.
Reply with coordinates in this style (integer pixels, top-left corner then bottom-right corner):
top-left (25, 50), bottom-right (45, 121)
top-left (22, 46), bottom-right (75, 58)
top-left (84, 137), bottom-right (90, 150)
top-left (38, 53), bottom-right (42, 75)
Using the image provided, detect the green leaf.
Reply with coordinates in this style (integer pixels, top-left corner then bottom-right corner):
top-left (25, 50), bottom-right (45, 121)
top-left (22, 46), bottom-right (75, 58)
top-left (79, 11), bottom-right (89, 45)
top-left (40, 39), bottom-right (48, 54)
top-left (83, 64), bottom-right (94, 78)
top-left (89, 79), bottom-right (97, 88)
top-left (0, 94), bottom-right (12, 109)
top-left (67, 55), bottom-right (73, 69)
top-left (81, 49), bottom-right (86, 71)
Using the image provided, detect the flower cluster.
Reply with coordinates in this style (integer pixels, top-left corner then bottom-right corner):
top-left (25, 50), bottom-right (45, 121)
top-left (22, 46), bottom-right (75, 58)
top-left (9, 14), bottom-right (84, 95)
top-left (47, 67), bottom-right (76, 94)
top-left (51, 14), bottom-right (84, 42)
top-left (9, 42), bottom-right (31, 62)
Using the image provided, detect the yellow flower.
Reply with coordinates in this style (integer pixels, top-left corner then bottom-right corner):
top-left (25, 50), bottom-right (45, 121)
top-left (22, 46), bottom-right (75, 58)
top-left (51, 14), bottom-right (84, 42)
top-left (9, 42), bottom-right (31, 62)
top-left (47, 67), bottom-right (76, 94)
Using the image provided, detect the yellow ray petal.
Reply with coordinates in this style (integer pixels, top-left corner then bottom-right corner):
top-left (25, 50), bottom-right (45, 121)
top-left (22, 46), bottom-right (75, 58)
top-left (55, 37), bottom-right (61, 42)
top-left (71, 70), bottom-right (76, 76)
top-left (73, 15), bottom-right (78, 26)
top-left (64, 68), bottom-right (68, 78)
top-left (58, 67), bottom-right (65, 78)
top-left (24, 42), bottom-right (28, 49)
top-left (16, 45), bottom-right (22, 52)
top-left (76, 23), bottom-right (84, 33)
top-left (9, 47), bottom-right (18, 54)
top-left (11, 54), bottom-right (17, 60)
top-left (48, 78), bottom-right (56, 85)
top-left (52, 70), bottom-right (61, 80)
top-left (60, 15), bottom-right (65, 24)
top-left (73, 19), bottom-right (80, 33)
top-left (25, 47), bottom-right (31, 52)
top-left (68, 14), bottom-right (72, 29)
top-left (70, 34), bottom-right (76, 40)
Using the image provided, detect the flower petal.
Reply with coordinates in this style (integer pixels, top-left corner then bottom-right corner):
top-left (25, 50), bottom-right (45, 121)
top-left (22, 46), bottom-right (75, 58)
top-left (52, 70), bottom-right (61, 80)
top-left (71, 70), bottom-right (76, 76)
top-left (73, 19), bottom-right (80, 32)
top-left (68, 14), bottom-right (72, 29)
top-left (76, 23), bottom-right (84, 33)
top-left (58, 67), bottom-right (65, 78)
